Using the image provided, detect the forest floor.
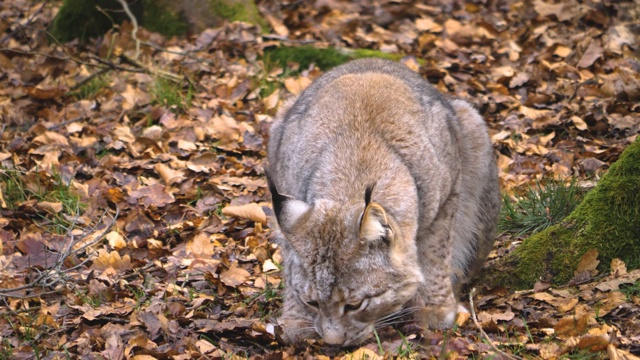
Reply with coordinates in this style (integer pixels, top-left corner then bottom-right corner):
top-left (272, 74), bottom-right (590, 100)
top-left (0, 0), bottom-right (639, 359)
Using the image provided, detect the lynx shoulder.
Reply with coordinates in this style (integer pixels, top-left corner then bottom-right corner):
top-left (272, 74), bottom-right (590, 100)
top-left (267, 58), bottom-right (500, 346)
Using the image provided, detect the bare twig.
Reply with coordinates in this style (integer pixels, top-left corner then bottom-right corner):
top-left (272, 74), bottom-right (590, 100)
top-left (115, 0), bottom-right (140, 60)
top-left (88, 54), bottom-right (182, 81)
top-left (140, 40), bottom-right (217, 66)
top-left (89, 55), bottom-right (145, 73)
top-left (262, 35), bottom-right (317, 44)
top-left (0, 207), bottom-right (119, 299)
top-left (0, 306), bottom-right (41, 317)
top-left (469, 288), bottom-right (523, 360)
top-left (47, 116), bottom-right (86, 131)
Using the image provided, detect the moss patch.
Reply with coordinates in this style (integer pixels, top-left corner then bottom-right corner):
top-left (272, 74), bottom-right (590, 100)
top-left (264, 46), bottom-right (351, 71)
top-left (349, 49), bottom-right (407, 62)
top-left (263, 46), bottom-right (418, 72)
top-left (210, 0), bottom-right (268, 32)
top-left (490, 139), bottom-right (640, 289)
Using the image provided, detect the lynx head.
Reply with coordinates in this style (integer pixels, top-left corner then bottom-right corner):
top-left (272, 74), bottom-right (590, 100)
top-left (268, 176), bottom-right (424, 346)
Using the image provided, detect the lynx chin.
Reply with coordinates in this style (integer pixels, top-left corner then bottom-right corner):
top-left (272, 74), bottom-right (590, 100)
top-left (266, 58), bottom-right (500, 346)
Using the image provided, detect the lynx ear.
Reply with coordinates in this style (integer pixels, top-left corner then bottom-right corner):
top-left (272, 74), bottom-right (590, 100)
top-left (359, 184), bottom-right (391, 243)
top-left (266, 172), bottom-right (310, 231)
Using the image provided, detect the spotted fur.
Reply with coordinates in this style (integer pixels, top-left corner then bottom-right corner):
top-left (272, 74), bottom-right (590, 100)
top-left (267, 58), bottom-right (500, 346)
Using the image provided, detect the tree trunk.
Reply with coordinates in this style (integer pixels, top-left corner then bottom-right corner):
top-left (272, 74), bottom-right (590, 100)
top-left (480, 138), bottom-right (640, 290)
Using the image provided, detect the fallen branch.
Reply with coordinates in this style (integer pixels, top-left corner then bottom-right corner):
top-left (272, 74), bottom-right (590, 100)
top-left (47, 116), bottom-right (86, 131)
top-left (141, 40), bottom-right (218, 66)
top-left (469, 288), bottom-right (523, 360)
top-left (0, 207), bottom-right (119, 299)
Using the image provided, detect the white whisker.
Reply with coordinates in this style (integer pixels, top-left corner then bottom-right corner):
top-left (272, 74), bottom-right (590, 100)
top-left (377, 306), bottom-right (421, 323)
top-left (374, 318), bottom-right (415, 330)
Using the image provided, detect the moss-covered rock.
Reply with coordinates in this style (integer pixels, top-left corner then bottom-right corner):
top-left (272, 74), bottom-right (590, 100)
top-left (486, 139), bottom-right (640, 289)
top-left (50, 0), bottom-right (143, 43)
top-left (49, 0), bottom-right (266, 42)
top-left (263, 46), bottom-right (418, 72)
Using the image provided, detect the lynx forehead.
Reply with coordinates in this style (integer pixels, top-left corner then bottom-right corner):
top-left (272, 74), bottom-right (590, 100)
top-left (267, 58), bottom-right (500, 346)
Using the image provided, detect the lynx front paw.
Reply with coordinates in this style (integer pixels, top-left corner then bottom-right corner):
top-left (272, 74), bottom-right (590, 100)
top-left (420, 303), bottom-right (468, 330)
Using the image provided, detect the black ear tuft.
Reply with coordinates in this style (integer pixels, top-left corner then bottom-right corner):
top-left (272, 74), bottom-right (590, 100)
top-left (266, 171), bottom-right (286, 220)
top-left (364, 183), bottom-right (376, 206)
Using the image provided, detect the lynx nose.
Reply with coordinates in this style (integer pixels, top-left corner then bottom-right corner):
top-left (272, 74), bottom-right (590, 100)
top-left (321, 323), bottom-right (346, 345)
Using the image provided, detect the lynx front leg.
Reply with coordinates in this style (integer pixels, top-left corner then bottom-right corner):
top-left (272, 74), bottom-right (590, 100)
top-left (413, 192), bottom-right (462, 329)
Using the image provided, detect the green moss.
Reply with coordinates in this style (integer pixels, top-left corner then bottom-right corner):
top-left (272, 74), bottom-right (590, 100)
top-left (264, 46), bottom-right (351, 71)
top-left (210, 0), bottom-right (268, 32)
top-left (349, 49), bottom-right (406, 62)
top-left (263, 46), bottom-right (424, 73)
top-left (141, 0), bottom-right (189, 37)
top-left (494, 139), bottom-right (640, 289)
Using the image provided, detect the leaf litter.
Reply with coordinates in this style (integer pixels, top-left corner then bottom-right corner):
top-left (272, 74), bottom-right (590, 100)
top-left (0, 0), bottom-right (639, 358)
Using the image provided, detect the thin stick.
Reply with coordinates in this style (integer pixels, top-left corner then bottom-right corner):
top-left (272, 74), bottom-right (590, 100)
top-left (0, 207), bottom-right (119, 299)
top-left (262, 35), bottom-right (317, 44)
top-left (140, 40), bottom-right (217, 66)
top-left (469, 288), bottom-right (523, 360)
top-left (115, 0), bottom-right (140, 60)
top-left (47, 116), bottom-right (86, 131)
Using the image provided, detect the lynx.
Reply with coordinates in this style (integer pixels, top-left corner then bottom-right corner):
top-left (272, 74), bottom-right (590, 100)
top-left (266, 58), bottom-right (500, 346)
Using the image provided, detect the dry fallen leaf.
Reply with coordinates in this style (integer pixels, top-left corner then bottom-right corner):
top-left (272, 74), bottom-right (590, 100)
top-left (598, 291), bottom-right (627, 316)
top-left (154, 163), bottom-right (186, 185)
top-left (343, 348), bottom-right (382, 360)
top-left (554, 315), bottom-right (589, 337)
top-left (37, 201), bottom-right (63, 213)
top-left (478, 309), bottom-right (515, 323)
top-left (106, 231), bottom-right (127, 250)
top-left (571, 116), bottom-right (589, 131)
top-left (608, 344), bottom-right (640, 360)
top-left (558, 298), bottom-right (579, 313)
top-left (610, 258), bottom-right (627, 277)
top-left (220, 266), bottom-right (251, 287)
top-left (455, 309), bottom-right (470, 327)
top-left (187, 233), bottom-right (214, 257)
top-left (284, 76), bottom-right (312, 95)
top-left (262, 259), bottom-right (279, 272)
top-left (575, 249), bottom-right (600, 277)
top-left (222, 203), bottom-right (267, 224)
top-left (91, 249), bottom-right (133, 273)
top-left (578, 40), bottom-right (604, 68)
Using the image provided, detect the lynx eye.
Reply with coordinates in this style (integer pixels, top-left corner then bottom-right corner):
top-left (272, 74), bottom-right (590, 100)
top-left (305, 300), bottom-right (319, 308)
top-left (344, 298), bottom-right (367, 313)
